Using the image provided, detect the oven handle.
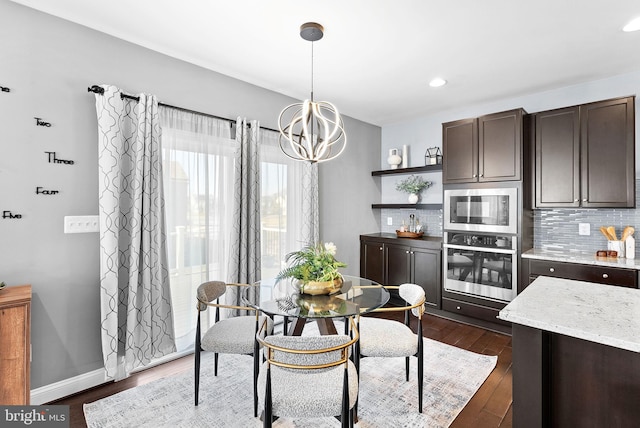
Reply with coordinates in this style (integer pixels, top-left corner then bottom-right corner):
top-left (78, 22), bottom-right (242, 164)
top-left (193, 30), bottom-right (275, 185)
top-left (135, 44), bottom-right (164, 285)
top-left (443, 243), bottom-right (517, 255)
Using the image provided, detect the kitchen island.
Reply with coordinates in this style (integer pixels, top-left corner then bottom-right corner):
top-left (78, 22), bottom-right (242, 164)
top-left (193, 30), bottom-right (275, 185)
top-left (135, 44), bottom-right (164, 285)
top-left (499, 276), bottom-right (640, 428)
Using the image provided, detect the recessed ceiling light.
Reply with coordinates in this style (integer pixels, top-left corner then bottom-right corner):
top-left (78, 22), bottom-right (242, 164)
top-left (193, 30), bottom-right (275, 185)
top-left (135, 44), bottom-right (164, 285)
top-left (623, 17), bottom-right (640, 32)
top-left (429, 78), bottom-right (447, 88)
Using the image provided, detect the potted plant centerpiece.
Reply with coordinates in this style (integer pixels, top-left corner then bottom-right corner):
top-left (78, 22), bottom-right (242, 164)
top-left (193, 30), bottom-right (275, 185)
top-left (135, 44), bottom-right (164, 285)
top-left (396, 175), bottom-right (432, 204)
top-left (276, 242), bottom-right (347, 295)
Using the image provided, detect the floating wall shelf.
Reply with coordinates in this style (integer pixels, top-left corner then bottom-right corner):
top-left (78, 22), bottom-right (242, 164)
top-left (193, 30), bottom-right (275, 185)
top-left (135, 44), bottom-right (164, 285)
top-left (371, 164), bottom-right (442, 176)
top-left (372, 203), bottom-right (443, 210)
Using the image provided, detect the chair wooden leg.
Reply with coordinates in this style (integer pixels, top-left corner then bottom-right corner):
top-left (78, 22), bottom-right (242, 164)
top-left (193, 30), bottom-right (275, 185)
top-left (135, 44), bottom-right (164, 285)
top-left (405, 356), bottom-right (410, 381)
top-left (264, 367), bottom-right (273, 428)
top-left (341, 367), bottom-right (349, 428)
top-left (194, 315), bottom-right (202, 406)
top-left (418, 320), bottom-right (424, 413)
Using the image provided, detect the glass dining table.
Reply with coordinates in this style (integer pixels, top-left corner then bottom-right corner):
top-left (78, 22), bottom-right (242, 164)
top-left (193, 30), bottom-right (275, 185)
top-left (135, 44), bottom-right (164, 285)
top-left (244, 275), bottom-right (390, 335)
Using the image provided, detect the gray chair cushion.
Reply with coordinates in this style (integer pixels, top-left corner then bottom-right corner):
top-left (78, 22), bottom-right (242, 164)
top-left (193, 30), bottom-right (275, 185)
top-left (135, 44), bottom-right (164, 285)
top-left (359, 317), bottom-right (418, 358)
top-left (399, 283), bottom-right (426, 317)
top-left (257, 360), bottom-right (358, 418)
top-left (264, 334), bottom-right (350, 367)
top-left (201, 315), bottom-right (273, 354)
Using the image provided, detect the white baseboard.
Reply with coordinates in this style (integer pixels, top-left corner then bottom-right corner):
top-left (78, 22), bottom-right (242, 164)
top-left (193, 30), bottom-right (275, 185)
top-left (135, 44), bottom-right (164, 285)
top-left (31, 349), bottom-right (194, 404)
top-left (31, 368), bottom-right (112, 405)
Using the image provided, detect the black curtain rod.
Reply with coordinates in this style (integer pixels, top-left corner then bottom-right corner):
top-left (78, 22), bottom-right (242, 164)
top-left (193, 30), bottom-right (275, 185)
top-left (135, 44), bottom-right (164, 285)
top-left (87, 85), bottom-right (282, 134)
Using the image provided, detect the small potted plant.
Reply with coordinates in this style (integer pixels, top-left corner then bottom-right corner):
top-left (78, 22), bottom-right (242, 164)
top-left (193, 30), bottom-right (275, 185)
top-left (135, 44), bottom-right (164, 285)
top-left (396, 175), bottom-right (432, 203)
top-left (276, 242), bottom-right (347, 295)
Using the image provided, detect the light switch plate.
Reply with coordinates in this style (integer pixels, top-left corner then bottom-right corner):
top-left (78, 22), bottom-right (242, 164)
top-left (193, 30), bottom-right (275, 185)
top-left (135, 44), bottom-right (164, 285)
top-left (387, 217), bottom-right (393, 226)
top-left (578, 223), bottom-right (590, 236)
top-left (64, 215), bottom-right (99, 233)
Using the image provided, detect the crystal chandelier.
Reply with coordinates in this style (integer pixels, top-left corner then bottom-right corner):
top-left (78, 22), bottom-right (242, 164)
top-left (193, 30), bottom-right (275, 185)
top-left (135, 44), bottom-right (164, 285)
top-left (278, 22), bottom-right (347, 163)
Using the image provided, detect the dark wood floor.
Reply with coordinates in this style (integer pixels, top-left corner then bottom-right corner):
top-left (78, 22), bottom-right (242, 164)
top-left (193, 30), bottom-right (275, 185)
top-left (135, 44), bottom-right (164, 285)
top-left (51, 313), bottom-right (512, 428)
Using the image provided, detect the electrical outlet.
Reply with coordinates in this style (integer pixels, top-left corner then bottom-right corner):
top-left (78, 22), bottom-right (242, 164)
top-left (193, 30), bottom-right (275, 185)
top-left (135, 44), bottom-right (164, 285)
top-left (387, 217), bottom-right (393, 226)
top-left (64, 215), bottom-right (99, 233)
top-left (578, 223), bottom-right (590, 236)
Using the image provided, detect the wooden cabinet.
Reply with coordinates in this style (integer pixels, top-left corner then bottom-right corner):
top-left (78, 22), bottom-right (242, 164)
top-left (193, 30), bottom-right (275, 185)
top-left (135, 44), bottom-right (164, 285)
top-left (443, 108), bottom-right (526, 184)
top-left (360, 235), bottom-right (442, 308)
top-left (534, 96), bottom-right (635, 208)
top-left (0, 284), bottom-right (31, 405)
top-left (524, 258), bottom-right (638, 289)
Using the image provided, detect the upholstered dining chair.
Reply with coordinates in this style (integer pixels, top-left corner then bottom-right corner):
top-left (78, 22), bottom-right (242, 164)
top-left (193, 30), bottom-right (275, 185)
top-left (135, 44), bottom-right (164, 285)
top-left (194, 280), bottom-right (274, 416)
top-left (356, 283), bottom-right (426, 413)
top-left (256, 317), bottom-right (359, 428)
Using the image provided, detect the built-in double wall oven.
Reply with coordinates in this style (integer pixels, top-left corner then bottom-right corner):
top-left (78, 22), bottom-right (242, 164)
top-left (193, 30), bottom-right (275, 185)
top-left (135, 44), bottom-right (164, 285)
top-left (443, 187), bottom-right (519, 303)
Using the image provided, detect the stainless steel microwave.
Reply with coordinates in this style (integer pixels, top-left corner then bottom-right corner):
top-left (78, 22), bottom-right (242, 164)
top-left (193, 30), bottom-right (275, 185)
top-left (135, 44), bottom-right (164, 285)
top-left (444, 187), bottom-right (518, 234)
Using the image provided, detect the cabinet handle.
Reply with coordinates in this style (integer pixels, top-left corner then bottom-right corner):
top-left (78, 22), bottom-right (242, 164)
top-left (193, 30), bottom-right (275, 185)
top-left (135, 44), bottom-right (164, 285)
top-left (379, 247), bottom-right (383, 251)
top-left (480, 174), bottom-right (484, 177)
top-left (602, 273), bottom-right (609, 279)
top-left (574, 199), bottom-right (579, 202)
top-left (406, 250), bottom-right (410, 254)
top-left (456, 306), bottom-right (461, 310)
top-left (472, 174), bottom-right (477, 178)
top-left (549, 267), bottom-right (555, 273)
top-left (582, 198), bottom-right (587, 202)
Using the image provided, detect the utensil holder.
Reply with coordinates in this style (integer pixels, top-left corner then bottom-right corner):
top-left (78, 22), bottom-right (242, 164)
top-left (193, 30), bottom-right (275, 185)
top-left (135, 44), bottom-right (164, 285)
top-left (607, 240), bottom-right (625, 258)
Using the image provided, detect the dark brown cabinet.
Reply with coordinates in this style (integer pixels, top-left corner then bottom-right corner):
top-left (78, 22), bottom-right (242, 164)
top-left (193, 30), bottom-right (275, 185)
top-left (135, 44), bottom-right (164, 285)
top-left (443, 108), bottom-right (526, 184)
top-left (523, 258), bottom-right (638, 289)
top-left (534, 96), bottom-right (635, 208)
top-left (360, 234), bottom-right (442, 308)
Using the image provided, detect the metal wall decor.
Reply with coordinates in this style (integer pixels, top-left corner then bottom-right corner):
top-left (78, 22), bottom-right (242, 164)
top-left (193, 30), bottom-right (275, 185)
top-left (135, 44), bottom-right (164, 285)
top-left (0, 86), bottom-right (10, 93)
top-left (2, 211), bottom-right (22, 219)
top-left (34, 117), bottom-right (52, 127)
top-left (36, 187), bottom-right (59, 195)
top-left (45, 151), bottom-right (74, 165)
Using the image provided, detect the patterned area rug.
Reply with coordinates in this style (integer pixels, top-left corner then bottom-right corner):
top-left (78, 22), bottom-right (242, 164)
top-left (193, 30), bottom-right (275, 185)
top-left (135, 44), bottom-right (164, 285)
top-left (84, 337), bottom-right (497, 427)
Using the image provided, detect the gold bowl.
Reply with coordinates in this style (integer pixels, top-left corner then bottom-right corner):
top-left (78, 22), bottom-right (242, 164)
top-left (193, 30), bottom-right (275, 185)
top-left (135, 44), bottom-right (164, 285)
top-left (297, 277), bottom-right (343, 295)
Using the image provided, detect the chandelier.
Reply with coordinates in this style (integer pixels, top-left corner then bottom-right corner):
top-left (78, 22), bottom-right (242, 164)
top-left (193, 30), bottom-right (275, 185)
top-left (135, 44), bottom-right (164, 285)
top-left (278, 22), bottom-right (347, 163)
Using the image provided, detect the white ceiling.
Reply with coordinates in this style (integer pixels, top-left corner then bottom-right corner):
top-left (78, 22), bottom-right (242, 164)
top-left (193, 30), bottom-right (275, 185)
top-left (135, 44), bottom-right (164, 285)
top-left (9, 0), bottom-right (640, 126)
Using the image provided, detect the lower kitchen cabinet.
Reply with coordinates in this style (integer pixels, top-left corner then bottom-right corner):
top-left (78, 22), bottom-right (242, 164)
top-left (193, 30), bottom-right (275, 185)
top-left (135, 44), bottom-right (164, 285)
top-left (524, 258), bottom-right (639, 289)
top-left (360, 234), bottom-right (442, 308)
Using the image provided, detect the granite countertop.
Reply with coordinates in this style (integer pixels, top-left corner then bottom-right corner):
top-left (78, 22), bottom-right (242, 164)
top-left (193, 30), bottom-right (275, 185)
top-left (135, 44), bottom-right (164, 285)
top-left (499, 276), bottom-right (640, 352)
top-left (522, 248), bottom-right (640, 270)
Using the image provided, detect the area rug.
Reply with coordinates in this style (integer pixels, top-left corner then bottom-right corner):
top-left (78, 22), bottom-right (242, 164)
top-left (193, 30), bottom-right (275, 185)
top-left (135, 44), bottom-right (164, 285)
top-left (84, 337), bottom-right (497, 427)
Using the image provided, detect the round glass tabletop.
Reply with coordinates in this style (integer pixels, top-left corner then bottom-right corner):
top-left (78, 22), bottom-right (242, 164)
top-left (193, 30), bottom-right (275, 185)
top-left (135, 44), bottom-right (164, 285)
top-left (245, 275), bottom-right (390, 320)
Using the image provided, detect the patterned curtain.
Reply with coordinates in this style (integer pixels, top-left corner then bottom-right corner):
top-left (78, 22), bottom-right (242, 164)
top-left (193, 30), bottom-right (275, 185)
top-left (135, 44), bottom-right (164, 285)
top-left (227, 118), bottom-right (261, 311)
top-left (94, 85), bottom-right (176, 380)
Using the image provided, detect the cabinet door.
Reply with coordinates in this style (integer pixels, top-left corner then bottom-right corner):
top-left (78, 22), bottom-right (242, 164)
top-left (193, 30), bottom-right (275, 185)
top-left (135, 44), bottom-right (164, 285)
top-left (479, 109), bottom-right (522, 182)
top-left (580, 97), bottom-right (635, 208)
top-left (411, 248), bottom-right (441, 308)
top-left (360, 240), bottom-right (385, 285)
top-left (443, 118), bottom-right (478, 184)
top-left (385, 244), bottom-right (411, 285)
top-left (535, 107), bottom-right (580, 207)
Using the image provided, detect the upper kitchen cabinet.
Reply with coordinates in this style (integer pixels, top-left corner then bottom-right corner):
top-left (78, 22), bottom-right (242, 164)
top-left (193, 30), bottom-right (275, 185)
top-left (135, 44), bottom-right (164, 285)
top-left (535, 96), bottom-right (635, 208)
top-left (443, 108), bottom-right (526, 184)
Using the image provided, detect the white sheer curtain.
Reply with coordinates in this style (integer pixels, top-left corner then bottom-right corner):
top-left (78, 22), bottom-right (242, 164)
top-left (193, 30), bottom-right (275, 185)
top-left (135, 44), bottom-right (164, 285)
top-left (259, 129), bottom-right (319, 280)
top-left (159, 106), bottom-right (237, 352)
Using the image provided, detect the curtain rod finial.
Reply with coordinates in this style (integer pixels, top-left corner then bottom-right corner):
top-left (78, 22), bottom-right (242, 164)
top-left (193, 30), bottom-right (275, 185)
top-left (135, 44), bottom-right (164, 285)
top-left (88, 85), bottom-right (105, 95)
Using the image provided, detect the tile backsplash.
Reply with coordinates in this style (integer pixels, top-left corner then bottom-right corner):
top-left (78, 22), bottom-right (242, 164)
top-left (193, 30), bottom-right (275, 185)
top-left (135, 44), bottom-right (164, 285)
top-left (379, 180), bottom-right (640, 256)
top-left (533, 180), bottom-right (640, 254)
top-left (380, 208), bottom-right (443, 236)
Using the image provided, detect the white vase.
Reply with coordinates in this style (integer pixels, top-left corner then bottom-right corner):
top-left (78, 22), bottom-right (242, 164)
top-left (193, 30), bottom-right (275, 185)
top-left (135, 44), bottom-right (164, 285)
top-left (408, 193), bottom-right (419, 204)
top-left (387, 149), bottom-right (402, 169)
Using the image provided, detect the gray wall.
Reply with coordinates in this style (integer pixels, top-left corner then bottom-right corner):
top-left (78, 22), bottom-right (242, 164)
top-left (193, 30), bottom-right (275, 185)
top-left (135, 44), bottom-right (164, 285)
top-left (0, 1), bottom-right (380, 393)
